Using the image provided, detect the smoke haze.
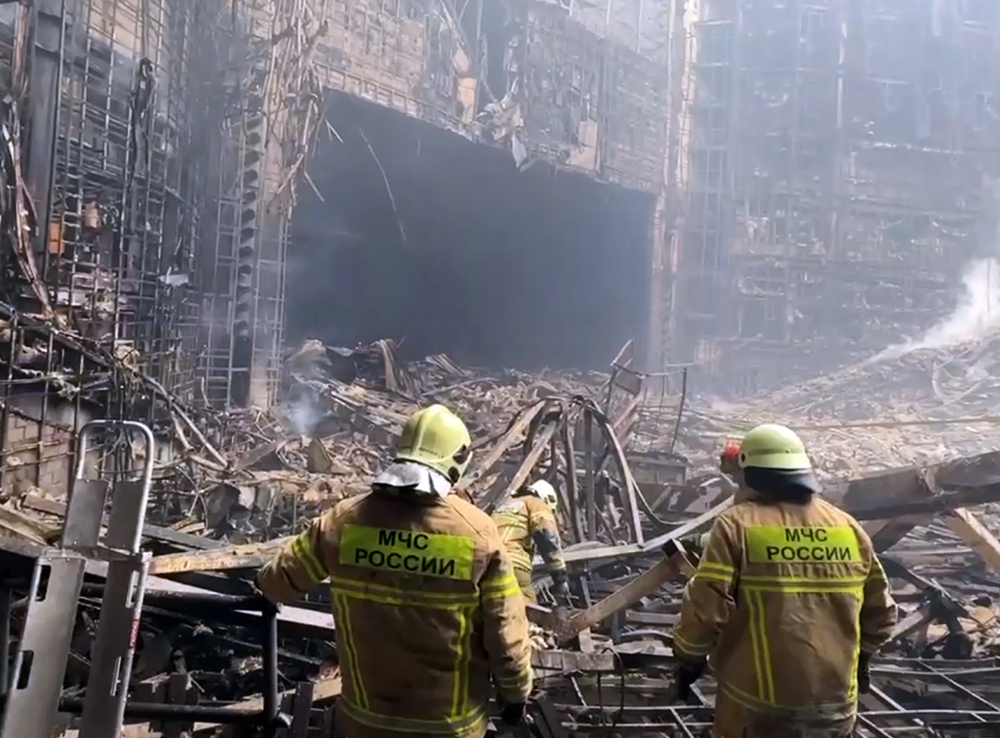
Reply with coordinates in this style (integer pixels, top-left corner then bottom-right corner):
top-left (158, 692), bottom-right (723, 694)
top-left (877, 258), bottom-right (1000, 361)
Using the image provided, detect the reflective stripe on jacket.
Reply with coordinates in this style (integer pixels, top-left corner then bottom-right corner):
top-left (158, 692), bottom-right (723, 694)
top-left (257, 491), bottom-right (533, 738)
top-left (674, 493), bottom-right (897, 724)
top-left (492, 496), bottom-right (566, 583)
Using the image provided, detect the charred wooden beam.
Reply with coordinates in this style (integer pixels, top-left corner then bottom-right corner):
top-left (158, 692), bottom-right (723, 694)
top-left (483, 417), bottom-right (560, 513)
top-left (553, 547), bottom-right (694, 644)
top-left (148, 539), bottom-right (290, 576)
top-left (0, 535), bottom-right (334, 639)
top-left (942, 508), bottom-right (1000, 577)
top-left (557, 497), bottom-right (734, 565)
top-left (847, 483), bottom-right (1000, 522)
top-left (20, 495), bottom-right (225, 553)
top-left (463, 401), bottom-right (544, 488)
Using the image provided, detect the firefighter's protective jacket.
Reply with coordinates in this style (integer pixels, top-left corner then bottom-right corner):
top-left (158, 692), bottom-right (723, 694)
top-left (491, 495), bottom-right (566, 582)
top-left (674, 493), bottom-right (897, 724)
top-left (257, 491), bottom-right (533, 738)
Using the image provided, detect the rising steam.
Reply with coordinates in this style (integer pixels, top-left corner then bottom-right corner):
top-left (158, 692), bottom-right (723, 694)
top-left (287, 393), bottom-right (325, 436)
top-left (877, 258), bottom-right (1000, 361)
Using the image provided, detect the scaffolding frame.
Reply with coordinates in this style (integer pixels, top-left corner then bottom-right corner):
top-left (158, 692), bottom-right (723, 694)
top-left (199, 0), bottom-right (318, 410)
top-left (40, 0), bottom-right (203, 399)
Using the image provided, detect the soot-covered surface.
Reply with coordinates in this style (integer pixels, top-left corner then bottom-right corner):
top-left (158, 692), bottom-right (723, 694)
top-left (288, 92), bottom-right (653, 370)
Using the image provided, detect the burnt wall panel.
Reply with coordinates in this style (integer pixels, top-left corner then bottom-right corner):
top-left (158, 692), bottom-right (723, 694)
top-left (565, 0), bottom-right (671, 64)
top-left (313, 0), bottom-right (477, 131)
top-left (508, 3), bottom-right (669, 192)
top-left (601, 42), bottom-right (669, 188)
top-left (2, 393), bottom-right (95, 498)
top-left (677, 0), bottom-right (1000, 391)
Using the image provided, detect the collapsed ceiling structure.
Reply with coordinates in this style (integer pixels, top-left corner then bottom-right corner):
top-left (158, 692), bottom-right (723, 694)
top-left (2, 0), bottom-right (1000, 736)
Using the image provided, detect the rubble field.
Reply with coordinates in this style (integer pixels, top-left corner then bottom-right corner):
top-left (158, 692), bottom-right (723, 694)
top-left (4, 333), bottom-right (1000, 736)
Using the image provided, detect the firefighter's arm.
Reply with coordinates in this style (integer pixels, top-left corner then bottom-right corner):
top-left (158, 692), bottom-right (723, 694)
top-left (256, 510), bottom-right (336, 604)
top-left (529, 504), bottom-right (566, 578)
top-left (673, 517), bottom-right (740, 665)
top-left (480, 538), bottom-right (533, 704)
top-left (859, 533), bottom-right (898, 654)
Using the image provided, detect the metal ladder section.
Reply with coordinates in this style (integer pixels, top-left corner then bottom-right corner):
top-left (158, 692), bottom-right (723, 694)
top-left (2, 420), bottom-right (155, 738)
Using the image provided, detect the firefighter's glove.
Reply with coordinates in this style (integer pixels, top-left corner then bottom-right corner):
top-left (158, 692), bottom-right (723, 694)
top-left (250, 576), bottom-right (268, 602)
top-left (251, 575), bottom-right (282, 613)
top-left (673, 659), bottom-right (706, 702)
top-left (857, 651), bottom-right (872, 695)
top-left (680, 534), bottom-right (705, 558)
top-left (550, 569), bottom-right (570, 598)
top-left (500, 701), bottom-right (527, 726)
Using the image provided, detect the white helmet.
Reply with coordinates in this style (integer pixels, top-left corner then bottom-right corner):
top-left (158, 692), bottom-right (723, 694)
top-left (526, 480), bottom-right (558, 510)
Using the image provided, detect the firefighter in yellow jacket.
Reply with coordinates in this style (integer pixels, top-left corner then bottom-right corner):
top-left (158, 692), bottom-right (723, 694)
top-left (673, 424), bottom-right (898, 738)
top-left (256, 405), bottom-right (533, 738)
top-left (491, 480), bottom-right (568, 604)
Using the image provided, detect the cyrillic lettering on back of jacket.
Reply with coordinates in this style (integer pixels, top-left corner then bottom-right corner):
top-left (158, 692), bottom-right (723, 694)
top-left (746, 525), bottom-right (862, 564)
top-left (339, 524), bottom-right (476, 580)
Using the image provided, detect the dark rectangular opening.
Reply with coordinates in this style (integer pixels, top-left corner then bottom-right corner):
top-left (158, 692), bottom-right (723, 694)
top-left (288, 91), bottom-right (653, 371)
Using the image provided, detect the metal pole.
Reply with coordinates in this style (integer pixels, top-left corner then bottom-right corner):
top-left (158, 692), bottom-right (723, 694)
top-left (475, 0), bottom-right (484, 75)
top-left (262, 601), bottom-right (280, 736)
top-left (58, 697), bottom-right (267, 724)
top-left (0, 587), bottom-right (10, 698)
top-left (584, 410), bottom-right (596, 540)
top-left (32, 0), bottom-right (70, 275)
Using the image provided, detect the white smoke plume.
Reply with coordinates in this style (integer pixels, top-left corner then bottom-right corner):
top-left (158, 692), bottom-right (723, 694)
top-left (877, 258), bottom-right (1000, 361)
top-left (287, 394), bottom-right (325, 436)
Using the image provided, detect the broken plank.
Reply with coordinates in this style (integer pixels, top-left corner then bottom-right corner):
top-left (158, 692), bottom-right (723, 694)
top-left (233, 439), bottom-right (283, 472)
top-left (21, 495), bottom-right (225, 552)
top-left (0, 536), bottom-right (334, 639)
top-left (889, 607), bottom-right (935, 645)
top-left (834, 450), bottom-right (1000, 552)
top-left (119, 564), bottom-right (334, 639)
top-left (483, 419), bottom-right (559, 513)
top-left (848, 484), bottom-right (1000, 522)
top-left (553, 497), bottom-right (734, 566)
top-left (942, 508), bottom-right (1000, 576)
top-left (0, 505), bottom-right (54, 544)
top-left (531, 649), bottom-right (618, 674)
top-left (148, 538), bottom-right (290, 575)
top-left (463, 401), bottom-right (544, 487)
top-left (558, 550), bottom-right (694, 643)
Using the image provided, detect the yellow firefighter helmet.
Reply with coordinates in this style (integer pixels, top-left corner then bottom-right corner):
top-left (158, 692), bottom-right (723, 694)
top-left (739, 423), bottom-right (811, 471)
top-left (396, 404), bottom-right (472, 483)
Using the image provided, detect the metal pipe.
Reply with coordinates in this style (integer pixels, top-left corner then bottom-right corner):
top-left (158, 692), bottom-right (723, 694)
top-left (558, 417), bottom-right (582, 542)
top-left (80, 585), bottom-right (275, 626)
top-left (0, 588), bottom-right (10, 698)
top-left (142, 591), bottom-right (273, 612)
top-left (37, 0), bottom-right (70, 280)
top-left (58, 697), bottom-right (264, 724)
top-left (262, 601), bottom-right (280, 735)
top-left (475, 0), bottom-right (484, 78)
top-left (584, 409), bottom-right (596, 539)
top-left (667, 367), bottom-right (687, 454)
